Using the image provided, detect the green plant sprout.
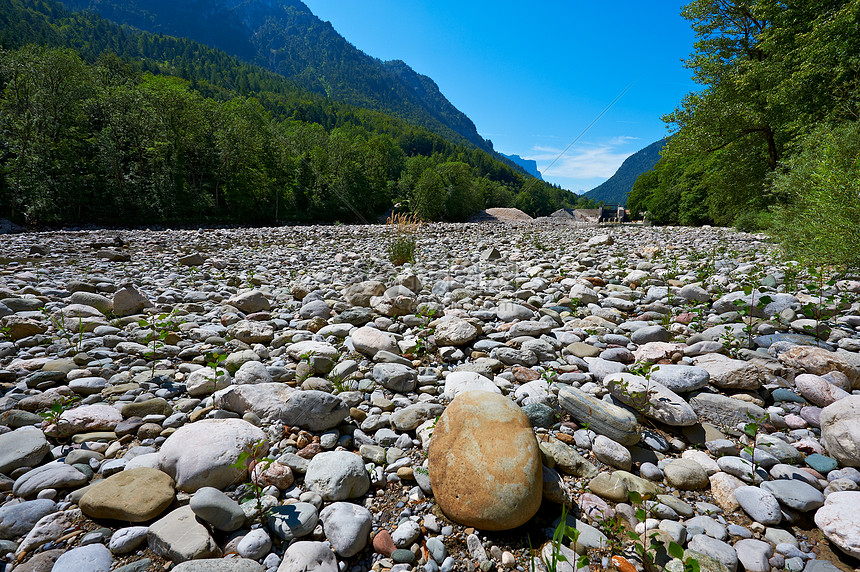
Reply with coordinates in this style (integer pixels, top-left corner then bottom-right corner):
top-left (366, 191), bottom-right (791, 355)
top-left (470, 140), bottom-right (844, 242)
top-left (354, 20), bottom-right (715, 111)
top-left (230, 439), bottom-right (274, 523)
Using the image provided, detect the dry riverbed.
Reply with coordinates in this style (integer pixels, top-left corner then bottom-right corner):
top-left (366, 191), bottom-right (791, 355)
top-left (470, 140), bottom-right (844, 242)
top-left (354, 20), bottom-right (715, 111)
top-left (1, 222), bottom-right (859, 572)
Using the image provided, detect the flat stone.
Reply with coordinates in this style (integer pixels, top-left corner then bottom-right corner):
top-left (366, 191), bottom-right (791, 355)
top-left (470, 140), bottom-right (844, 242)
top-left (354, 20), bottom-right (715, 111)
top-left (558, 385), bottom-right (641, 446)
top-left (51, 543), bottom-right (112, 572)
top-left (0, 499), bottom-right (57, 540)
top-left (649, 364), bottom-right (710, 393)
top-left (760, 479), bottom-right (824, 512)
top-left (172, 559), bottom-right (264, 572)
top-left (12, 462), bottom-right (88, 498)
top-left (605, 373), bottom-right (697, 426)
top-left (80, 467), bottom-right (174, 522)
top-left (538, 436), bottom-right (598, 478)
top-left (588, 472), bottom-right (628, 502)
top-left (214, 384), bottom-right (348, 431)
top-left (148, 505), bottom-right (221, 563)
top-left (189, 487), bottom-right (246, 531)
top-left (733, 486), bottom-right (782, 525)
top-left (689, 393), bottom-right (767, 428)
top-left (693, 353), bottom-right (760, 390)
top-left (0, 427), bottom-right (50, 475)
top-left (56, 403), bottom-right (123, 438)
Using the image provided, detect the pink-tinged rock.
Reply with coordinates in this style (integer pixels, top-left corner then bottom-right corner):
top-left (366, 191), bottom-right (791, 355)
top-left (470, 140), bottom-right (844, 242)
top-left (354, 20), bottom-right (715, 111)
top-left (795, 373), bottom-right (850, 407)
top-left (57, 404), bottom-right (123, 438)
top-left (633, 342), bottom-right (684, 364)
top-left (821, 396), bottom-right (860, 467)
top-left (815, 491), bottom-right (860, 558)
top-left (784, 414), bottom-right (807, 429)
top-left (779, 345), bottom-right (860, 388)
top-left (709, 471), bottom-right (745, 512)
top-left (800, 406), bottom-right (822, 428)
top-left (793, 438), bottom-right (824, 455)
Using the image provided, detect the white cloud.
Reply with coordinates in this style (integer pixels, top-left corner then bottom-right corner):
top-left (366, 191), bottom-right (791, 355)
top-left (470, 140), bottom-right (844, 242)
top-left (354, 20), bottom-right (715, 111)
top-left (525, 141), bottom-right (634, 180)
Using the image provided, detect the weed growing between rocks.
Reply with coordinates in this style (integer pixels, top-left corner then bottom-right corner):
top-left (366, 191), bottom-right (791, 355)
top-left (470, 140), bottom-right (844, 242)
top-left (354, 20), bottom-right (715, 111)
top-left (386, 212), bottom-right (421, 266)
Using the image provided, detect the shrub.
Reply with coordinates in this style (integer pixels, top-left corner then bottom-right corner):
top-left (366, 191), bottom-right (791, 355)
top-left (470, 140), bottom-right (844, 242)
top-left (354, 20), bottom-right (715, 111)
top-left (771, 121), bottom-right (860, 269)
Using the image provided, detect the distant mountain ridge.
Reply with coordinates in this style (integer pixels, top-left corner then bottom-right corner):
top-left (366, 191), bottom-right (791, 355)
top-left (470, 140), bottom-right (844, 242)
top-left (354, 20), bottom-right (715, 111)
top-left (58, 0), bottom-right (492, 152)
top-left (500, 153), bottom-right (543, 181)
top-left (583, 138), bottom-right (668, 205)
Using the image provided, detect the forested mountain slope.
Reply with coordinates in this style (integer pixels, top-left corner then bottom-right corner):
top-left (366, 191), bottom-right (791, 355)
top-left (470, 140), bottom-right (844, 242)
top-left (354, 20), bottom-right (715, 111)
top-left (0, 0), bottom-right (587, 225)
top-left (57, 0), bottom-right (494, 153)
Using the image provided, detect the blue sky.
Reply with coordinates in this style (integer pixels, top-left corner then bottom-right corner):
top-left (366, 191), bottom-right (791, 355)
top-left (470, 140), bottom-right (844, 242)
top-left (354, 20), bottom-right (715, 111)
top-left (304, 1), bottom-right (698, 193)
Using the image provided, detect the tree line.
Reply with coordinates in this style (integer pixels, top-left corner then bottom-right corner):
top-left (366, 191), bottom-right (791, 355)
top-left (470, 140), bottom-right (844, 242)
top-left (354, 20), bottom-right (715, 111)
top-left (0, 0), bottom-right (596, 225)
top-left (628, 0), bottom-right (859, 265)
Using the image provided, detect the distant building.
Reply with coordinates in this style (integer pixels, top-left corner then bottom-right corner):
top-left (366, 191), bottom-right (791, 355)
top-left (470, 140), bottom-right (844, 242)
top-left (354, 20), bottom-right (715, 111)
top-left (598, 205), bottom-right (629, 223)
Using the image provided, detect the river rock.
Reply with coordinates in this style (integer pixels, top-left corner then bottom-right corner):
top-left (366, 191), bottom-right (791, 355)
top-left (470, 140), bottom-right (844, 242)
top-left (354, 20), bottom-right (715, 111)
top-left (428, 391), bottom-right (542, 530)
top-left (733, 486), bottom-right (782, 525)
top-left (214, 384), bottom-right (348, 431)
top-left (304, 451), bottom-right (370, 501)
top-left (148, 505), bottom-right (221, 563)
top-left (815, 491), bottom-right (860, 558)
top-left (604, 373), bottom-right (697, 426)
top-left (157, 418), bottom-right (266, 492)
top-left (558, 385), bottom-right (641, 446)
top-left (821, 395), bottom-right (860, 467)
top-left (319, 502), bottom-right (372, 557)
top-left (0, 427), bottom-right (50, 475)
top-left (79, 467), bottom-right (175, 522)
top-left (277, 541), bottom-right (337, 572)
top-left (693, 353), bottom-right (760, 390)
top-left (649, 364), bottom-right (710, 393)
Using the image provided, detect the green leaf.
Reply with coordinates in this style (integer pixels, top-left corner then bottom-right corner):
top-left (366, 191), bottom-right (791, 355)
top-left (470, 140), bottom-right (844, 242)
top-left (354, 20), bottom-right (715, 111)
top-left (668, 541), bottom-right (684, 560)
top-left (628, 490), bottom-right (642, 504)
top-left (635, 508), bottom-right (647, 521)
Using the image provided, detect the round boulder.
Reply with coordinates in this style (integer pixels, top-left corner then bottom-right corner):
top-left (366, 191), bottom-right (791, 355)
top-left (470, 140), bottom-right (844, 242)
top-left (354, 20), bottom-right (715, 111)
top-left (157, 419), bottom-right (266, 492)
top-left (663, 458), bottom-right (709, 491)
top-left (428, 391), bottom-right (542, 530)
top-left (304, 451), bottom-right (370, 501)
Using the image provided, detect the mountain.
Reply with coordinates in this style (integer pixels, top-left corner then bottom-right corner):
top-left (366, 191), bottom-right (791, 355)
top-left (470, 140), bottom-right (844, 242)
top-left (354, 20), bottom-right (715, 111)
top-left (583, 138), bottom-right (668, 205)
top-left (500, 154), bottom-right (543, 181)
top-left (57, 0), bottom-right (492, 152)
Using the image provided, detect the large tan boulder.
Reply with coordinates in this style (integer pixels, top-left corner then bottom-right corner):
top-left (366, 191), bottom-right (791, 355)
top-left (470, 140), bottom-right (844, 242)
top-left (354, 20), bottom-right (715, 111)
top-left (80, 467), bottom-right (175, 522)
top-left (428, 391), bottom-right (542, 530)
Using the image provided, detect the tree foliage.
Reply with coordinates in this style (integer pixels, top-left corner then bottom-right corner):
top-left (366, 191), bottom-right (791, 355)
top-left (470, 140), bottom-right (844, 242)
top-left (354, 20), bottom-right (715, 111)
top-left (0, 0), bottom-right (595, 224)
top-left (636, 0), bottom-right (860, 235)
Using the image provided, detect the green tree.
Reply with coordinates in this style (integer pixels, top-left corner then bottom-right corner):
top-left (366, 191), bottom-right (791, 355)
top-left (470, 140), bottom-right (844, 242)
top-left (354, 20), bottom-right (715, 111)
top-left (771, 121), bottom-right (860, 268)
